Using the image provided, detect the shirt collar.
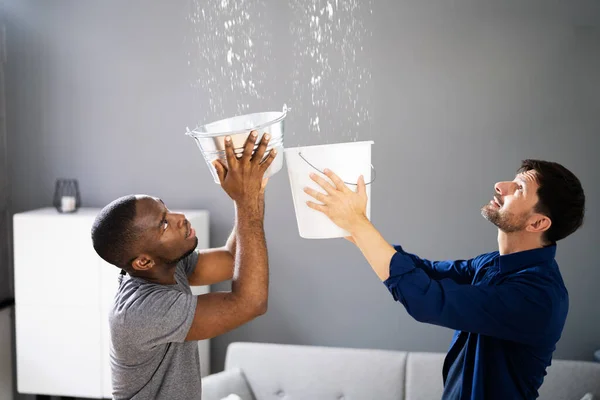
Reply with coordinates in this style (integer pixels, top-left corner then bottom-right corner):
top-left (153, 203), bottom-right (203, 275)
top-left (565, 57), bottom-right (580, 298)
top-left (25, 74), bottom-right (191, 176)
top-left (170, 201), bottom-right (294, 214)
top-left (497, 245), bottom-right (557, 274)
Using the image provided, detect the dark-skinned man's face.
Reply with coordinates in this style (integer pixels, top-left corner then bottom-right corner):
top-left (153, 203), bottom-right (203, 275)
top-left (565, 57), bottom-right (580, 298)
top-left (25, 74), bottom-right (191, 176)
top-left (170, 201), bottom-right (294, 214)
top-left (131, 196), bottom-right (198, 268)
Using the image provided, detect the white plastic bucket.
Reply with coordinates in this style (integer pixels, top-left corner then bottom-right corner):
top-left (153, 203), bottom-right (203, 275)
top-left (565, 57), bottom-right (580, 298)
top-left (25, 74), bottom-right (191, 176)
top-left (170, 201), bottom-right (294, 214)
top-left (284, 141), bottom-right (374, 239)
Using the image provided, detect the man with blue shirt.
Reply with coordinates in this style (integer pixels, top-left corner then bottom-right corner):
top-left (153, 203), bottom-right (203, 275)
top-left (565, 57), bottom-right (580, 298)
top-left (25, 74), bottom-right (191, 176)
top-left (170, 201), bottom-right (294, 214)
top-left (304, 159), bottom-right (585, 399)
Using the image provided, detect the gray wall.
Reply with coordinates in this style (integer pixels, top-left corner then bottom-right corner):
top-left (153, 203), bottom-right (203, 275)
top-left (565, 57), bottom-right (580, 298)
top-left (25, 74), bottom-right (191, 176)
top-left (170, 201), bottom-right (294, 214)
top-left (2, 0), bottom-right (599, 382)
top-left (0, 16), bottom-right (11, 303)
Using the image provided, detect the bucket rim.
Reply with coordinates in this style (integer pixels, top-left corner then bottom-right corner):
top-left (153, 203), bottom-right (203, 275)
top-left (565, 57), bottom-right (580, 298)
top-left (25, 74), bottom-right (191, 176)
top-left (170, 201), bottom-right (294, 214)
top-left (283, 140), bottom-right (374, 153)
top-left (185, 105), bottom-right (288, 138)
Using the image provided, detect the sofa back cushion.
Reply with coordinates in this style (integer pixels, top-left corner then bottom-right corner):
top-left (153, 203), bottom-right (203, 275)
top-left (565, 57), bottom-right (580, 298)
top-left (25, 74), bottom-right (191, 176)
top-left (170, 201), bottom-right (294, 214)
top-left (538, 359), bottom-right (600, 400)
top-left (405, 352), bottom-right (445, 400)
top-left (225, 342), bottom-right (407, 400)
top-left (404, 352), bottom-right (600, 400)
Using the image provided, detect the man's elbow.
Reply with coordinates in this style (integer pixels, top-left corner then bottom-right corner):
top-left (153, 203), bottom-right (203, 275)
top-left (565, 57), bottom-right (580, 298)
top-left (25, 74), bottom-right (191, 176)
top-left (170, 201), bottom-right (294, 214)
top-left (253, 298), bottom-right (268, 316)
top-left (405, 303), bottom-right (436, 324)
top-left (410, 311), bottom-right (429, 324)
top-left (242, 297), bottom-right (268, 318)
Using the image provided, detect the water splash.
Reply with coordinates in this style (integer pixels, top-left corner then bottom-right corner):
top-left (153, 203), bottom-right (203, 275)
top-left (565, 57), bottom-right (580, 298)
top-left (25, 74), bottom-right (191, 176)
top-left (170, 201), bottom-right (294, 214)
top-left (291, 0), bottom-right (372, 144)
top-left (187, 0), bottom-right (271, 123)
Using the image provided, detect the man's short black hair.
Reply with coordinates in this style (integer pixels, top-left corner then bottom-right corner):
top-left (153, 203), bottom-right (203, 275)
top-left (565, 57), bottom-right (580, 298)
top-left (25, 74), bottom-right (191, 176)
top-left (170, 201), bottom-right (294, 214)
top-left (91, 195), bottom-right (140, 270)
top-left (518, 159), bottom-right (585, 244)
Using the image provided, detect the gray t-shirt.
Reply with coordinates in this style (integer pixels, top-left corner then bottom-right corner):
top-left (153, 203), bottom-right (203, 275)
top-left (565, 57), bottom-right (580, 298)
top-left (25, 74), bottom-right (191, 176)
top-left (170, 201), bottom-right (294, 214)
top-left (109, 250), bottom-right (201, 400)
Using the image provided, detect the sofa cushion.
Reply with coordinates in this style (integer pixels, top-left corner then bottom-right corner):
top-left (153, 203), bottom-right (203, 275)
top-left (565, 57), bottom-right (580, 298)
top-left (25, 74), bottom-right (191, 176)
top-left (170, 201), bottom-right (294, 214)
top-left (225, 342), bottom-right (407, 400)
top-left (201, 367), bottom-right (256, 400)
top-left (538, 360), bottom-right (600, 400)
top-left (405, 352), bottom-right (600, 400)
top-left (405, 352), bottom-right (445, 400)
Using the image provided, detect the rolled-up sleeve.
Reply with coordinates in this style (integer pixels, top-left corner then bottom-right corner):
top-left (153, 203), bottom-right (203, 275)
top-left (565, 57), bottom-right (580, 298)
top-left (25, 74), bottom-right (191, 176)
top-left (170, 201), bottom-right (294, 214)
top-left (383, 248), bottom-right (555, 346)
top-left (391, 245), bottom-right (476, 284)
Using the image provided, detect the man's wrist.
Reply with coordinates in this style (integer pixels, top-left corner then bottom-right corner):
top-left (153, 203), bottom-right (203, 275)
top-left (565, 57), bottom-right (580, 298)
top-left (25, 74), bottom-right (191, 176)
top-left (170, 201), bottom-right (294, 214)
top-left (236, 215), bottom-right (264, 228)
top-left (348, 215), bottom-right (373, 237)
top-left (235, 200), bottom-right (264, 221)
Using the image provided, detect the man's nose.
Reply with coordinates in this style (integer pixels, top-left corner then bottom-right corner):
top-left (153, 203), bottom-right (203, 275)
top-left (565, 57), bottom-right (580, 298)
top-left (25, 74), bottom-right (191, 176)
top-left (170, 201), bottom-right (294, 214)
top-left (494, 182), bottom-right (514, 196)
top-left (174, 213), bottom-right (186, 228)
top-left (494, 182), bottom-right (503, 195)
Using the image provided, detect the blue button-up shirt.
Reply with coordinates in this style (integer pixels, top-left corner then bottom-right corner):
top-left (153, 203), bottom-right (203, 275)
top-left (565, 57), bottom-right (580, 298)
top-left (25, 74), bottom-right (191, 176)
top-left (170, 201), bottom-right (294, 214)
top-left (384, 245), bottom-right (568, 399)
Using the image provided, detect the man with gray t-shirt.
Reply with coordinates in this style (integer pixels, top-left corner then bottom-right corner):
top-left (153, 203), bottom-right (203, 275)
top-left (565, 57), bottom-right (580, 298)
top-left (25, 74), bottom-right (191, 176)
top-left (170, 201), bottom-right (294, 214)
top-left (91, 131), bottom-right (276, 399)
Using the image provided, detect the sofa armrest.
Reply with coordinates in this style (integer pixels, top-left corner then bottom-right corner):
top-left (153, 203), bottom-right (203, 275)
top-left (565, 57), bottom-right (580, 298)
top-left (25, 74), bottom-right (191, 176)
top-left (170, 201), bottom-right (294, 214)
top-left (201, 368), bottom-right (256, 400)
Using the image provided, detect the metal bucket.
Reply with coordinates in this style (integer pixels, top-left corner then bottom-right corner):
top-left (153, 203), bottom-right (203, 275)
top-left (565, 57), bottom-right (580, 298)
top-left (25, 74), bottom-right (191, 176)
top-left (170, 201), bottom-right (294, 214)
top-left (186, 105), bottom-right (288, 184)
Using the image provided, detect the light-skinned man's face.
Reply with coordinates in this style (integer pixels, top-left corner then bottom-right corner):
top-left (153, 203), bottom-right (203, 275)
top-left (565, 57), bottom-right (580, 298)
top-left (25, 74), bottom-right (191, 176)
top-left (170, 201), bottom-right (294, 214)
top-left (481, 170), bottom-right (543, 233)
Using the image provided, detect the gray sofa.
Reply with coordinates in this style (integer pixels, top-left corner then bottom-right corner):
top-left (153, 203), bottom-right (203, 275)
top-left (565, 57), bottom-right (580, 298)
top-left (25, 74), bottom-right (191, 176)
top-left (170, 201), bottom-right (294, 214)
top-left (202, 342), bottom-right (600, 400)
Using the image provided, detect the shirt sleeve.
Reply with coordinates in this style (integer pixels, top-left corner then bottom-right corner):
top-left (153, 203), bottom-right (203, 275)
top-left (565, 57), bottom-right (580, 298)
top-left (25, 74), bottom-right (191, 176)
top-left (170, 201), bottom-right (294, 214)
top-left (393, 245), bottom-right (476, 284)
top-left (383, 250), bottom-right (554, 346)
top-left (123, 286), bottom-right (197, 349)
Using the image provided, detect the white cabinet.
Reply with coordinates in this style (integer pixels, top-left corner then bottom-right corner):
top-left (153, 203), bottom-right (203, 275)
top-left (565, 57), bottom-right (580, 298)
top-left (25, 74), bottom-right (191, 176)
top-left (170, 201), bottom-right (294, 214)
top-left (13, 207), bottom-right (210, 398)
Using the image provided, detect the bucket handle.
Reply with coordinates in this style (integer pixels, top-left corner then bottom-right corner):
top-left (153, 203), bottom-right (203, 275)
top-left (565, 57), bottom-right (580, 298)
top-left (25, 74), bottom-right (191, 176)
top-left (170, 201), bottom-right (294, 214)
top-left (298, 152), bottom-right (376, 186)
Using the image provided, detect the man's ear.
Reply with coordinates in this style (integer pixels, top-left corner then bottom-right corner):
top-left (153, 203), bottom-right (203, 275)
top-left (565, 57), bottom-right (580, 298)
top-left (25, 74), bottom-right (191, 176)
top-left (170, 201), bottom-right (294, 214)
top-left (526, 214), bottom-right (551, 234)
top-left (131, 254), bottom-right (155, 272)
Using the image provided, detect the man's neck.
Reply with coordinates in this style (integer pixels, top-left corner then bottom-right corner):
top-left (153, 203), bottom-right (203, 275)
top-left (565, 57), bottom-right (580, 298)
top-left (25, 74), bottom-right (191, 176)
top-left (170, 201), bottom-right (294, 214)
top-left (497, 230), bottom-right (544, 255)
top-left (131, 264), bottom-right (178, 285)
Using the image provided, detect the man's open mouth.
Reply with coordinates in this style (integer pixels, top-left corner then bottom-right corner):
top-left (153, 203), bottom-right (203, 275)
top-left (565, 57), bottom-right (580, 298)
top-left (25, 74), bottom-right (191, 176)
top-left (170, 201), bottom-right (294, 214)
top-left (186, 221), bottom-right (195, 239)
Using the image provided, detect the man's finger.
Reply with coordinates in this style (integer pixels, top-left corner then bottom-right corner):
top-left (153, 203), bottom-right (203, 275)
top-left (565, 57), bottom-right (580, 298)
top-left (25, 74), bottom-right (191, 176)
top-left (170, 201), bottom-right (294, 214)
top-left (252, 133), bottom-right (271, 164)
top-left (224, 136), bottom-right (237, 169)
top-left (357, 175), bottom-right (367, 197)
top-left (217, 158), bottom-right (228, 171)
top-left (306, 201), bottom-right (327, 213)
top-left (259, 148), bottom-right (277, 172)
top-left (303, 187), bottom-right (329, 204)
top-left (309, 173), bottom-right (337, 195)
top-left (323, 169), bottom-right (349, 192)
top-left (241, 131), bottom-right (258, 164)
top-left (213, 160), bottom-right (226, 184)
